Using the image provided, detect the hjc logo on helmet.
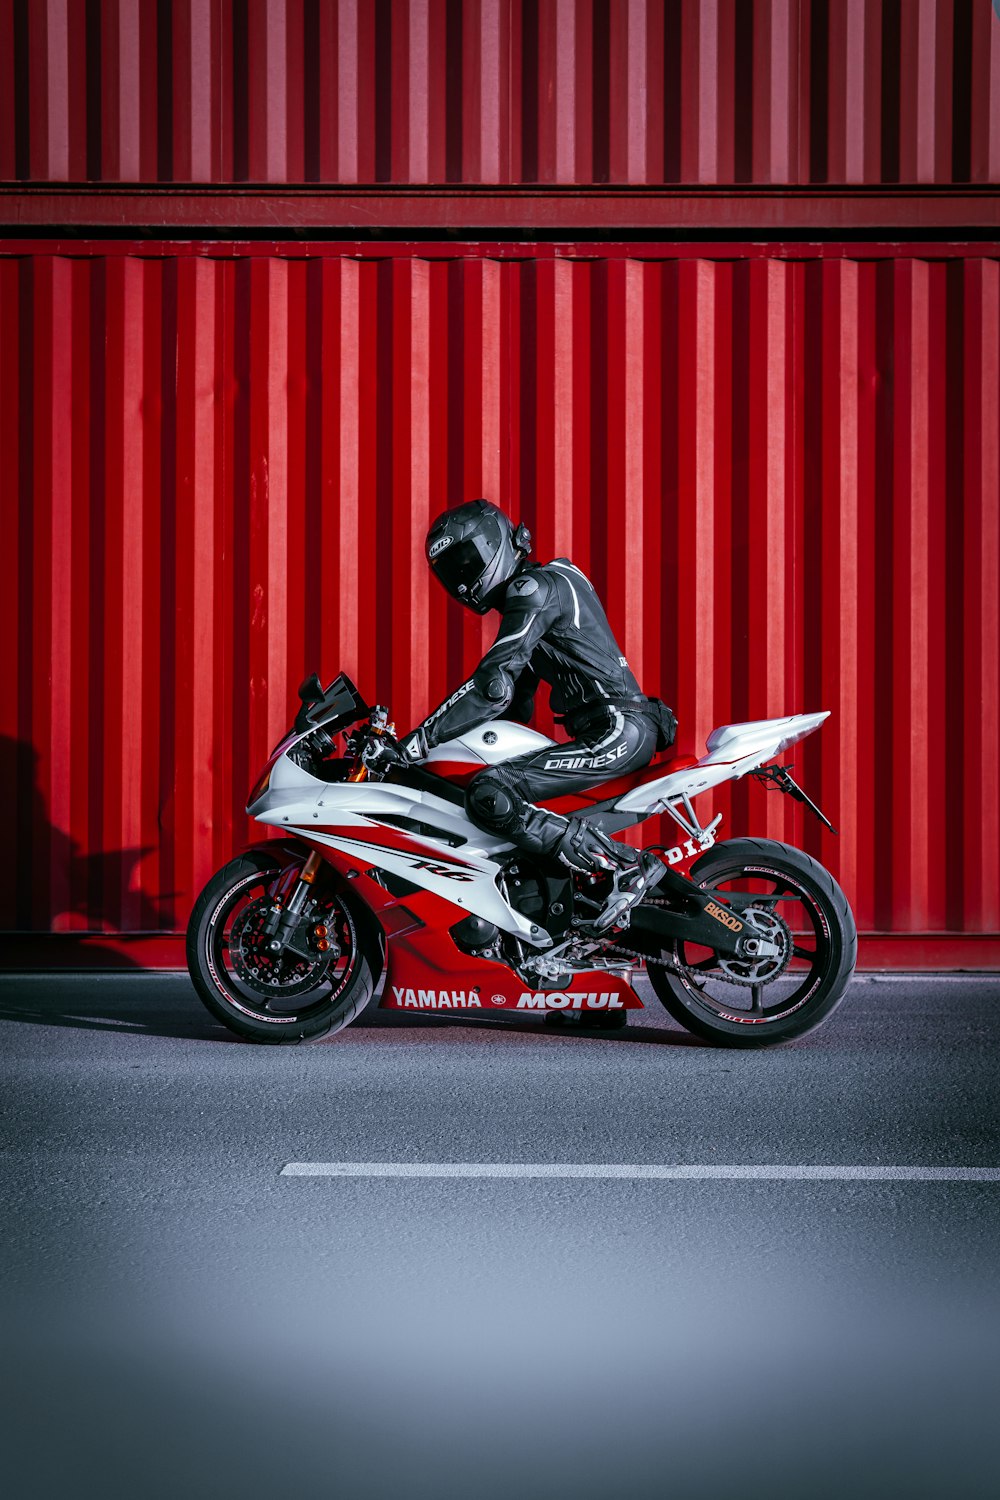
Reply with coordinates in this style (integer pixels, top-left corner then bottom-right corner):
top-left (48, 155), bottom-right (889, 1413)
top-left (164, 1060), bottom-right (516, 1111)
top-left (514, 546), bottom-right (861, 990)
top-left (428, 535), bottom-right (453, 558)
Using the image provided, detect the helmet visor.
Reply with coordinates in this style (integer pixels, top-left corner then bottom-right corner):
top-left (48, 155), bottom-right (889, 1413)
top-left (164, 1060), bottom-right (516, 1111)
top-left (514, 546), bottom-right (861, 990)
top-left (429, 534), bottom-right (494, 600)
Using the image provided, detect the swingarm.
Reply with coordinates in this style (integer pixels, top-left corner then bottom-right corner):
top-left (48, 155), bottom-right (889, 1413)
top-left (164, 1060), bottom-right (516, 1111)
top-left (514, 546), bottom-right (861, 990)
top-left (618, 862), bottom-right (748, 957)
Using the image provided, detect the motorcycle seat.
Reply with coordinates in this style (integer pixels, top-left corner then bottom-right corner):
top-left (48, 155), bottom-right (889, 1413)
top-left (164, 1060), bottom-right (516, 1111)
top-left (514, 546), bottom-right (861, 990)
top-left (539, 753), bottom-right (699, 816)
top-left (419, 723), bottom-right (698, 813)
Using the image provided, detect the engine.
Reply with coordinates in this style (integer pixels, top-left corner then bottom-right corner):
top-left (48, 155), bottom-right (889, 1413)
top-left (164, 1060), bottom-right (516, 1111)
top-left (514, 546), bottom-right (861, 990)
top-left (502, 866), bottom-right (574, 943)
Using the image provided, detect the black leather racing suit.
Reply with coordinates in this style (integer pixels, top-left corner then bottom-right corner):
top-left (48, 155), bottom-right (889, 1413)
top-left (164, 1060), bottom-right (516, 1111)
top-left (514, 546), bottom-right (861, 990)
top-left (405, 559), bottom-right (675, 863)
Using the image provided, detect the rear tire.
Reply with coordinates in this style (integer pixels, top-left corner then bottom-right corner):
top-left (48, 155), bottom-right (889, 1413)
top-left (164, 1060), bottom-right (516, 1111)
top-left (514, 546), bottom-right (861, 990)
top-left (647, 838), bottom-right (856, 1048)
top-left (186, 849), bottom-right (384, 1044)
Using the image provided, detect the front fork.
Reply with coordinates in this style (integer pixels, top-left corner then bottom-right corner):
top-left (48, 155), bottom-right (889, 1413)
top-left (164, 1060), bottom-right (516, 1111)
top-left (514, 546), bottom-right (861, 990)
top-left (260, 850), bottom-right (335, 959)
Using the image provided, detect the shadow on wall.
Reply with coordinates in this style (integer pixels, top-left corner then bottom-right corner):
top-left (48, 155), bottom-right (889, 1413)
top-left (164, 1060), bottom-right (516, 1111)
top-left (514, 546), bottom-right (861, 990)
top-left (0, 736), bottom-right (175, 968)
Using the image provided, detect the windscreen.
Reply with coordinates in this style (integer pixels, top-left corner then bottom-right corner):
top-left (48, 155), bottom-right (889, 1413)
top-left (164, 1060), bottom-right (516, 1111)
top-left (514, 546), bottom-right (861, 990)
top-left (295, 673), bottom-right (369, 735)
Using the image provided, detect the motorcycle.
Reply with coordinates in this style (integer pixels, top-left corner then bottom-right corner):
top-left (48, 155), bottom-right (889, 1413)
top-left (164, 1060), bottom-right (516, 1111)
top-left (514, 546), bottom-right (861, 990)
top-left (186, 672), bottom-right (857, 1047)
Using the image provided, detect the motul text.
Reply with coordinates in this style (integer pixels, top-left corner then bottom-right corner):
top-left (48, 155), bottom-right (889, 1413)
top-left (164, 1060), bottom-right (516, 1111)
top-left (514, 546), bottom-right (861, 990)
top-left (516, 991), bottom-right (625, 1010)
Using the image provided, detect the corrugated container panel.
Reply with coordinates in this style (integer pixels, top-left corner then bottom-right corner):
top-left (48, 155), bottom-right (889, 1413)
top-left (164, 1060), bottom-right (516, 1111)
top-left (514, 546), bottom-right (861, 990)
top-left (2, 0), bottom-right (998, 186)
top-left (0, 243), bottom-right (997, 963)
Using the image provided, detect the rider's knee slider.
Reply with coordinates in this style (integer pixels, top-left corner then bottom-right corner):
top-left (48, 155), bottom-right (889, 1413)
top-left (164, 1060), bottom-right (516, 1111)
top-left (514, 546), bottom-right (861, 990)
top-left (466, 772), bottom-right (519, 835)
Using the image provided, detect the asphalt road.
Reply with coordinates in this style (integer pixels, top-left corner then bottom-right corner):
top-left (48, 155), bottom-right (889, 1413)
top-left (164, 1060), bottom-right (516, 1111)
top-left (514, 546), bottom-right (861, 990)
top-left (2, 971), bottom-right (999, 1500)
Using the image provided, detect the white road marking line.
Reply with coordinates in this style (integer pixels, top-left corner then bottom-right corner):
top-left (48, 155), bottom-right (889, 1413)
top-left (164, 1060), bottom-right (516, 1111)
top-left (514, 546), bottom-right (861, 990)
top-left (280, 1162), bottom-right (1000, 1181)
top-left (853, 973), bottom-right (1000, 981)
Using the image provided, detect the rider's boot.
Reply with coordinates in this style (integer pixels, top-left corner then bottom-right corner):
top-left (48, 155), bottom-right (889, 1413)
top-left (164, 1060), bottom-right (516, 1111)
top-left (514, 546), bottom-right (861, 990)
top-left (590, 848), bottom-right (668, 932)
top-left (478, 796), bottom-right (666, 933)
top-left (549, 820), bottom-right (667, 932)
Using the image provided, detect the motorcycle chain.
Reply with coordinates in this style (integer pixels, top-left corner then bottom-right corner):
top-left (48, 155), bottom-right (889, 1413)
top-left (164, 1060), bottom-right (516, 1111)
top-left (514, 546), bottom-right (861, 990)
top-left (548, 897), bottom-right (711, 986)
top-left (602, 937), bottom-right (728, 985)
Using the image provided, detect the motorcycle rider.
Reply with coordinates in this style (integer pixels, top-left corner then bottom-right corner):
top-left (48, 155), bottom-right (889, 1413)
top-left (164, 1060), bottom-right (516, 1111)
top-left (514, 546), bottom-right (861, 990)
top-left (381, 499), bottom-right (676, 930)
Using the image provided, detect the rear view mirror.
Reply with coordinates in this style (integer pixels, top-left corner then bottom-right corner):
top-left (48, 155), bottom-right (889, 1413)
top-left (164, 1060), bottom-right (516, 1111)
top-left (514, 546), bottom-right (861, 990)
top-left (298, 672), bottom-right (323, 704)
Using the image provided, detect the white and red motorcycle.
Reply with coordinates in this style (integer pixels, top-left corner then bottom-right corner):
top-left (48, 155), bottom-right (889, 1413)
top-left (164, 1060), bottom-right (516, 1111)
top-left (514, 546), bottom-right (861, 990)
top-left (187, 673), bottom-right (857, 1047)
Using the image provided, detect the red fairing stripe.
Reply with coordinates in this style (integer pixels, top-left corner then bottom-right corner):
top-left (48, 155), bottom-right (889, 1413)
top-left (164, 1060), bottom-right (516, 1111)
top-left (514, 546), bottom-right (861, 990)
top-left (422, 762), bottom-right (482, 787)
top-left (542, 754), bottom-right (700, 814)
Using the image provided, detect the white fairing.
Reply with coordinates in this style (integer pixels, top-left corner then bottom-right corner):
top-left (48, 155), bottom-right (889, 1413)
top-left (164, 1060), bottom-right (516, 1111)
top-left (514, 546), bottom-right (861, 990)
top-left (424, 721), bottom-right (555, 769)
top-left (248, 739), bottom-right (551, 947)
top-left (614, 712), bottom-right (830, 814)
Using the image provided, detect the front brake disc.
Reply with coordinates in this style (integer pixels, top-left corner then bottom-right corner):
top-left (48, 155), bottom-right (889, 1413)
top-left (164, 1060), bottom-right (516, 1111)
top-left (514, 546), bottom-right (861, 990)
top-left (230, 896), bottom-right (333, 998)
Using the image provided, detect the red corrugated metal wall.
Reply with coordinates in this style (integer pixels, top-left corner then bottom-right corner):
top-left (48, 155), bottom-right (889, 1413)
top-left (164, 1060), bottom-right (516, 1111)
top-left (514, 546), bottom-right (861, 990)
top-left (2, 0), bottom-right (999, 186)
top-left (1, 242), bottom-right (998, 966)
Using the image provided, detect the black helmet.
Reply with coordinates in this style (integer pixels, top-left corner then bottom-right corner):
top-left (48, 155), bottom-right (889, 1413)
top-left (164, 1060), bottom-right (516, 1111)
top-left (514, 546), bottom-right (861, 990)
top-left (425, 500), bottom-right (532, 614)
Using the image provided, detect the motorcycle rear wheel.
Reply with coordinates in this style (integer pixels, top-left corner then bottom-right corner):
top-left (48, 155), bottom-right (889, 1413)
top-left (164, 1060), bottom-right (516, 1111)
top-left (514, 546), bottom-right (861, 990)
top-left (646, 837), bottom-right (857, 1048)
top-left (186, 850), bottom-right (383, 1044)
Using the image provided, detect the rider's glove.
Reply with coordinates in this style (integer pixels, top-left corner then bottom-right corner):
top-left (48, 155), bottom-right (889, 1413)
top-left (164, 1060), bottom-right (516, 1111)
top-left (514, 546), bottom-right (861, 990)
top-left (397, 729), bottom-right (428, 764)
top-left (365, 736), bottom-right (408, 770)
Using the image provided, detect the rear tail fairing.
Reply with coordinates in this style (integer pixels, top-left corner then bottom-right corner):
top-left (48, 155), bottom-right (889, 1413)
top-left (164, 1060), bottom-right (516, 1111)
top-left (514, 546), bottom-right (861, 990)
top-left (613, 713), bottom-right (831, 816)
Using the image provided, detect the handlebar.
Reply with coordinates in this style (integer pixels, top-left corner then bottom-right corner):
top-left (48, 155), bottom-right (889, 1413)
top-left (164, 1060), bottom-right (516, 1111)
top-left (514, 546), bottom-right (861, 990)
top-left (343, 707), bottom-right (402, 781)
top-left (287, 695), bottom-right (398, 781)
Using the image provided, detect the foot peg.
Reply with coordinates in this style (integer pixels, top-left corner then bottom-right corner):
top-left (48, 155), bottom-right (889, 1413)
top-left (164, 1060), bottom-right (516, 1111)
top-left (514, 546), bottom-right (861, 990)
top-left (591, 851), bottom-right (667, 933)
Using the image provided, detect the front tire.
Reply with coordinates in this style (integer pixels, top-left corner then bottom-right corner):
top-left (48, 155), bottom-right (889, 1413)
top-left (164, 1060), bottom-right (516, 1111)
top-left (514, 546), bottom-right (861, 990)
top-left (186, 849), bottom-right (384, 1044)
top-left (646, 838), bottom-right (857, 1048)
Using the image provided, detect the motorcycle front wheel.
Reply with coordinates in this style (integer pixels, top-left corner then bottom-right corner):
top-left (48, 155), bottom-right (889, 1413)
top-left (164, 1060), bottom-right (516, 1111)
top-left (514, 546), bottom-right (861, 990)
top-left (186, 849), bottom-right (384, 1044)
top-left (646, 837), bottom-right (857, 1048)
